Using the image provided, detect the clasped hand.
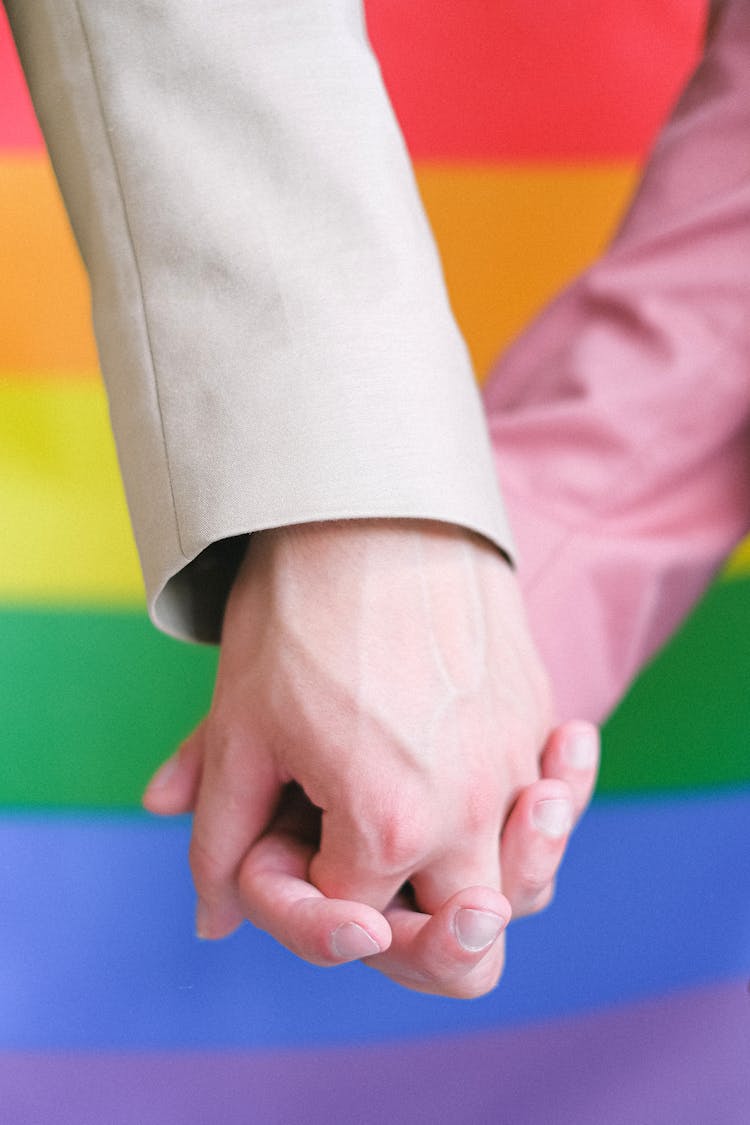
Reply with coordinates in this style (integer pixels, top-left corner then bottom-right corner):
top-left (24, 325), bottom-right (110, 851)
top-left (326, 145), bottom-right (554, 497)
top-left (144, 520), bottom-right (598, 997)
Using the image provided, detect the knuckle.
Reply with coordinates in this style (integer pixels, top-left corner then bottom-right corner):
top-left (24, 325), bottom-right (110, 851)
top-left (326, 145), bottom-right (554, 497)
top-left (374, 807), bottom-right (430, 873)
top-left (460, 783), bottom-right (501, 835)
top-left (513, 880), bottom-right (555, 919)
top-left (204, 717), bottom-right (238, 766)
top-left (517, 865), bottom-right (554, 898)
top-left (528, 882), bottom-right (556, 915)
top-left (450, 959), bottom-right (504, 1000)
top-left (509, 734), bottom-right (544, 789)
top-left (189, 835), bottom-right (230, 894)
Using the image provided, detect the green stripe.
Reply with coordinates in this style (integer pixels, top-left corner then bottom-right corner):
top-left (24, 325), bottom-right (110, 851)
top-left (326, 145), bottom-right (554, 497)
top-left (0, 609), bottom-right (216, 808)
top-left (600, 575), bottom-right (750, 794)
top-left (1, 577), bottom-right (749, 809)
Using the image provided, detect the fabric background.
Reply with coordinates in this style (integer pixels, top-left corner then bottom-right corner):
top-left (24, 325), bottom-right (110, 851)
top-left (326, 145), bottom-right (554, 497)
top-left (1, 3), bottom-right (748, 1122)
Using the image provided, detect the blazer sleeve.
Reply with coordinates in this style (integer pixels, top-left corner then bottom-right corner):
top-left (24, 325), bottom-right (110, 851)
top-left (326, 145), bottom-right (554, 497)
top-left (484, 0), bottom-right (750, 723)
top-left (5, 0), bottom-right (513, 642)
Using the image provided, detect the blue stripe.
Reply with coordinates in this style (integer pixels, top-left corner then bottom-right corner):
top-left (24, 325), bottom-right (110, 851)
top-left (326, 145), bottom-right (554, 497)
top-left (1, 790), bottom-right (749, 1048)
top-left (2, 982), bottom-right (750, 1125)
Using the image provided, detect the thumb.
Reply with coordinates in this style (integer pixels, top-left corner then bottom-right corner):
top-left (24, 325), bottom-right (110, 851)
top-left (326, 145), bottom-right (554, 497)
top-left (142, 721), bottom-right (205, 815)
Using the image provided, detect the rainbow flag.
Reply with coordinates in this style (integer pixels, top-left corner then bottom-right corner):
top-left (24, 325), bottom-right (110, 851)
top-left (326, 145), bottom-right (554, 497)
top-left (2, 3), bottom-right (748, 1121)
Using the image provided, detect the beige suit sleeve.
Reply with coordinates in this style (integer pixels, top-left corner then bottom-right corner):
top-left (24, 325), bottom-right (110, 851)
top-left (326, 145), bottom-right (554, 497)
top-left (6, 0), bottom-right (512, 642)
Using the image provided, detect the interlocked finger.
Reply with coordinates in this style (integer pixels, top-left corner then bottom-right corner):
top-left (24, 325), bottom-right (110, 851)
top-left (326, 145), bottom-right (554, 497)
top-left (366, 885), bottom-right (511, 997)
top-left (501, 778), bottom-right (573, 917)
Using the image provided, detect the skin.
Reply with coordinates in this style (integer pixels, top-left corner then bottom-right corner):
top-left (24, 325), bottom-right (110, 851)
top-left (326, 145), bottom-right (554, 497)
top-left (143, 519), bottom-right (598, 998)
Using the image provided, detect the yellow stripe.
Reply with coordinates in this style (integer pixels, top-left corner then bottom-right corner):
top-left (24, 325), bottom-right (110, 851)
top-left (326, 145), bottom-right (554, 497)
top-left (1, 384), bottom-right (746, 607)
top-left (723, 539), bottom-right (750, 580)
top-left (0, 156), bottom-right (98, 373)
top-left (414, 162), bottom-right (640, 379)
top-left (0, 376), bottom-right (143, 604)
top-left (5, 368), bottom-right (745, 601)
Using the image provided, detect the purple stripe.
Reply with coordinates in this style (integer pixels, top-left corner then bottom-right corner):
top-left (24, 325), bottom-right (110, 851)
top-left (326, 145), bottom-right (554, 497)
top-left (2, 980), bottom-right (748, 1125)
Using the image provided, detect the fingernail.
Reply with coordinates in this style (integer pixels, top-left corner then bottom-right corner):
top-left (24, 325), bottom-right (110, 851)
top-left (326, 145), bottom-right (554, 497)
top-left (563, 724), bottom-right (598, 770)
top-left (146, 754), bottom-right (180, 792)
top-left (195, 898), bottom-right (212, 940)
top-left (454, 908), bottom-right (506, 952)
top-left (331, 922), bottom-right (381, 961)
top-left (532, 798), bottom-right (573, 839)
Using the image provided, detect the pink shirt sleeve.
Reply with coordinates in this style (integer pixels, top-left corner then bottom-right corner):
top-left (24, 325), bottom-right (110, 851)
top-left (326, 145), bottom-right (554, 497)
top-left (484, 0), bottom-right (750, 723)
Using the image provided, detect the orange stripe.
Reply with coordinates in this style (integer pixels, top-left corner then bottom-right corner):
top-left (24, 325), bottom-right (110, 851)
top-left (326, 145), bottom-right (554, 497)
top-left (0, 156), bottom-right (98, 373)
top-left (416, 162), bottom-right (639, 378)
top-left (1, 155), bottom-right (637, 379)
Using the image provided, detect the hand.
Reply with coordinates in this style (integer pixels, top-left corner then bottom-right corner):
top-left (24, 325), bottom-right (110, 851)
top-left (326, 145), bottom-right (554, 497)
top-left (144, 520), bottom-right (598, 996)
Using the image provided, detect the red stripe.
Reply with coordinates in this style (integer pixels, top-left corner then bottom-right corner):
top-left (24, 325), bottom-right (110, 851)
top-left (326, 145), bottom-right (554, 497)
top-left (1, 2), bottom-right (705, 158)
top-left (366, 0), bottom-right (705, 159)
top-left (0, 8), bottom-right (44, 152)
